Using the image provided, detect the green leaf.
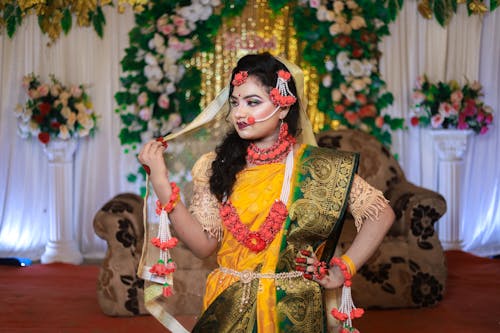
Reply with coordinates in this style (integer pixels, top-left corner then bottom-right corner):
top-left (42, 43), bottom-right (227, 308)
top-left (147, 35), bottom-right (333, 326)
top-left (6, 14), bottom-right (17, 38)
top-left (92, 7), bottom-right (105, 38)
top-left (61, 8), bottom-right (72, 35)
top-left (491, 0), bottom-right (499, 11)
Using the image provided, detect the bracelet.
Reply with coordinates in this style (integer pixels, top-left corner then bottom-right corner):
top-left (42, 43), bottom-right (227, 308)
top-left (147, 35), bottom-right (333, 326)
top-left (156, 182), bottom-right (181, 214)
top-left (341, 254), bottom-right (356, 276)
top-left (329, 257), bottom-right (352, 286)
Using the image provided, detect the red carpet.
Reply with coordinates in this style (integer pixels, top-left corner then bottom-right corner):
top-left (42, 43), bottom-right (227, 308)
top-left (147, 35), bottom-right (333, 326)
top-left (0, 251), bottom-right (498, 332)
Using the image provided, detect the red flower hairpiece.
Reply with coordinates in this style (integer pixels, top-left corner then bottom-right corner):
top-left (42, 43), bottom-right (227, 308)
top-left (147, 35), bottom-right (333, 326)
top-left (232, 71), bottom-right (248, 86)
top-left (270, 70), bottom-right (297, 107)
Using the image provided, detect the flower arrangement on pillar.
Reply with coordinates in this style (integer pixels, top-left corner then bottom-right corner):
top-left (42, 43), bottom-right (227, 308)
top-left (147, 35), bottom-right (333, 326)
top-left (410, 75), bottom-right (494, 135)
top-left (15, 74), bottom-right (99, 264)
top-left (410, 75), bottom-right (495, 250)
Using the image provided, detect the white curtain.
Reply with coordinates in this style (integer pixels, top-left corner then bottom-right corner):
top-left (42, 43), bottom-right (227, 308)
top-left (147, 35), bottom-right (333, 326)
top-left (0, 4), bottom-right (498, 260)
top-left (0, 8), bottom-right (137, 259)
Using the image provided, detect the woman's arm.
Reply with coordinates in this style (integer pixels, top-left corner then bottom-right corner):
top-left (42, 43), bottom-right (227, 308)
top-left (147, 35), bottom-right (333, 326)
top-left (138, 139), bottom-right (218, 258)
top-left (314, 175), bottom-right (395, 289)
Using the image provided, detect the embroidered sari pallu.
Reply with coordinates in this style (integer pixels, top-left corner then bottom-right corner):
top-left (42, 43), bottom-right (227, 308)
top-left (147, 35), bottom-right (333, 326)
top-left (192, 145), bottom-right (358, 333)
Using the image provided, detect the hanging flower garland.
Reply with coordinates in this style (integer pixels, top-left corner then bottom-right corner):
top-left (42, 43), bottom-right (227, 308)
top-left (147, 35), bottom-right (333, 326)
top-left (0, 0), bottom-right (150, 43)
top-left (116, 0), bottom-right (404, 190)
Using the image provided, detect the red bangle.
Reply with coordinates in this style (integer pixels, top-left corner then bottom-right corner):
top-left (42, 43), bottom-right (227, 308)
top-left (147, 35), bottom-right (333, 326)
top-left (156, 182), bottom-right (181, 214)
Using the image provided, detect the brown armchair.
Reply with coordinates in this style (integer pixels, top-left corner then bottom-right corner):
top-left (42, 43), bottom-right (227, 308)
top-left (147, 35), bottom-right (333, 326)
top-left (316, 129), bottom-right (447, 308)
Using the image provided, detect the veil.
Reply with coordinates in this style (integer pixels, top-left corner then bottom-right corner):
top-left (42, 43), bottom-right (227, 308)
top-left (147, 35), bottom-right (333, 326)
top-left (136, 55), bottom-right (338, 332)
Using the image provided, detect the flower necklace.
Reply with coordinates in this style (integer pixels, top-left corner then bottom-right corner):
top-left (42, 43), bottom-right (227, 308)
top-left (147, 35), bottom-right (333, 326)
top-left (220, 148), bottom-right (294, 253)
top-left (246, 122), bottom-right (296, 165)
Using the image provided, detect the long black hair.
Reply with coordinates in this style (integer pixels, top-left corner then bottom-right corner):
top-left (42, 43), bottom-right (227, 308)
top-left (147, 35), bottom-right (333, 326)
top-left (209, 52), bottom-right (301, 201)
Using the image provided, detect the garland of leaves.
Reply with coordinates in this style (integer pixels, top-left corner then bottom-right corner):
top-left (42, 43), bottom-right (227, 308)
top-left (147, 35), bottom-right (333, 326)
top-left (0, 0), bottom-right (149, 42)
top-left (115, 0), bottom-right (405, 188)
top-left (417, 0), bottom-right (498, 27)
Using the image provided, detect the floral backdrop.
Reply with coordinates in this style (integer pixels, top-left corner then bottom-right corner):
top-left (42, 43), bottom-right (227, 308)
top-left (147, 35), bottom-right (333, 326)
top-left (114, 0), bottom-right (409, 191)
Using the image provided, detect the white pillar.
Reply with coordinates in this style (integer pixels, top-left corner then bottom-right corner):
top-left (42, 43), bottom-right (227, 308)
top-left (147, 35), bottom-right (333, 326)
top-left (41, 139), bottom-right (83, 264)
top-left (430, 129), bottom-right (473, 251)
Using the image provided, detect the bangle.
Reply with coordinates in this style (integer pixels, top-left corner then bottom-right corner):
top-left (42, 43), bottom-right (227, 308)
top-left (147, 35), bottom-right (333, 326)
top-left (341, 254), bottom-right (356, 276)
top-left (329, 257), bottom-right (352, 285)
top-left (156, 182), bottom-right (181, 214)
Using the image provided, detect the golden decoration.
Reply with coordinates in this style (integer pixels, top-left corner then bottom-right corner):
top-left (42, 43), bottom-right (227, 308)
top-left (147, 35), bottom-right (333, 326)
top-left (417, 0), bottom-right (433, 19)
top-left (192, 0), bottom-right (324, 131)
top-left (469, 0), bottom-right (488, 14)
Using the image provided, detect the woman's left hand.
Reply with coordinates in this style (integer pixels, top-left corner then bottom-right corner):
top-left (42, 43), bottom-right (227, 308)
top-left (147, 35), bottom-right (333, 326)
top-left (295, 250), bottom-right (345, 289)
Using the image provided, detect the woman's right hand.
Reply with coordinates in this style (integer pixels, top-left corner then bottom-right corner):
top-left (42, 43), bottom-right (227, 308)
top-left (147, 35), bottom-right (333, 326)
top-left (138, 139), bottom-right (169, 184)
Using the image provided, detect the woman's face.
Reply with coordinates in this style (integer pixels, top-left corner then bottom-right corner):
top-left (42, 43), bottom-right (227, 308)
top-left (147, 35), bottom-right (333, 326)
top-left (229, 75), bottom-right (288, 147)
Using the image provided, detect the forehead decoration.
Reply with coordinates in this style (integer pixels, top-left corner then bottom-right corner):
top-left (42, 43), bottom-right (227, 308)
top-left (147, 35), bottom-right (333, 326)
top-left (270, 70), bottom-right (297, 107)
top-left (232, 71), bottom-right (248, 86)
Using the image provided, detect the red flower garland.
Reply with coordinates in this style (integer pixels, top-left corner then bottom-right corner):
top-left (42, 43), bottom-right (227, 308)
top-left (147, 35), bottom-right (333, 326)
top-left (156, 182), bottom-right (181, 214)
top-left (329, 257), bottom-right (364, 332)
top-left (220, 200), bottom-right (288, 253)
top-left (246, 123), bottom-right (296, 165)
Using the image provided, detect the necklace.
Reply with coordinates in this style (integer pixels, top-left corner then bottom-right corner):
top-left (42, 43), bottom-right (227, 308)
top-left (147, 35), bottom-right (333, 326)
top-left (246, 123), bottom-right (296, 165)
top-left (220, 149), bottom-right (294, 253)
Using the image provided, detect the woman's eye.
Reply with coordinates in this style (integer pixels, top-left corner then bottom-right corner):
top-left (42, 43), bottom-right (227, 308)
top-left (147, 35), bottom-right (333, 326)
top-left (229, 100), bottom-right (238, 107)
top-left (247, 100), bottom-right (260, 106)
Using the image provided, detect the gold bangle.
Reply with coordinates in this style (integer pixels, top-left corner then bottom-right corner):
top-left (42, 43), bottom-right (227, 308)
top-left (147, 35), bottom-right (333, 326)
top-left (341, 254), bottom-right (356, 276)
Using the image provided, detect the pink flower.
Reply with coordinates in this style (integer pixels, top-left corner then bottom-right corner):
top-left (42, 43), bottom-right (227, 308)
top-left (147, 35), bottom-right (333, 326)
top-left (412, 91), bottom-right (426, 104)
top-left (457, 120), bottom-right (469, 130)
top-left (176, 25), bottom-right (191, 36)
top-left (431, 114), bottom-right (444, 128)
top-left (172, 15), bottom-right (185, 27)
top-left (415, 76), bottom-right (425, 90)
top-left (139, 107), bottom-right (151, 121)
top-left (137, 92), bottom-right (148, 106)
top-left (480, 126), bottom-right (489, 134)
top-left (158, 94), bottom-right (170, 109)
top-left (159, 24), bottom-right (174, 35)
top-left (438, 102), bottom-right (458, 117)
top-left (70, 85), bottom-right (82, 98)
top-left (37, 84), bottom-right (50, 97)
top-left (450, 90), bottom-right (463, 104)
top-left (309, 0), bottom-right (320, 8)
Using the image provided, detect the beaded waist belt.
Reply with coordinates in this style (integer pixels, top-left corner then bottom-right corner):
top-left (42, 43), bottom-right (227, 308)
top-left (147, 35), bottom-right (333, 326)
top-left (218, 267), bottom-right (304, 311)
top-left (219, 267), bottom-right (303, 283)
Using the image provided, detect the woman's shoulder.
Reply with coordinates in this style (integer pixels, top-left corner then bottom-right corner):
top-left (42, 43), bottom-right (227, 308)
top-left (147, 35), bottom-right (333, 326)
top-left (191, 152), bottom-right (216, 182)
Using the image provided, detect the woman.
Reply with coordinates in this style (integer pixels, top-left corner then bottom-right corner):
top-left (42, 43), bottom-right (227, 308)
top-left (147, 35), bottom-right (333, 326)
top-left (138, 53), bottom-right (395, 332)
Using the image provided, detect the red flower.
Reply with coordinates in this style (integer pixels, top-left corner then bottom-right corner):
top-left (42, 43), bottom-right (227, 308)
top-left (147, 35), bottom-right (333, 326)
top-left (38, 102), bottom-right (51, 116)
top-left (334, 104), bottom-right (345, 114)
top-left (162, 285), bottom-right (174, 297)
top-left (38, 132), bottom-right (50, 144)
top-left (331, 308), bottom-right (348, 321)
top-left (358, 104), bottom-right (377, 118)
top-left (232, 71), bottom-right (248, 86)
top-left (277, 70), bottom-right (291, 80)
top-left (50, 121), bottom-right (61, 129)
top-left (350, 307), bottom-right (365, 319)
top-left (352, 48), bottom-right (363, 58)
top-left (344, 111), bottom-right (359, 125)
top-left (410, 116), bottom-right (419, 126)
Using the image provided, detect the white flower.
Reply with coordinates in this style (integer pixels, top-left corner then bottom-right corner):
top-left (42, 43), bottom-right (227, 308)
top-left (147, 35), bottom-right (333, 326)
top-left (329, 23), bottom-right (342, 36)
top-left (333, 1), bottom-right (344, 14)
top-left (346, 0), bottom-right (358, 9)
top-left (144, 65), bottom-right (163, 81)
top-left (14, 104), bottom-right (23, 118)
top-left (351, 79), bottom-right (366, 91)
top-left (145, 52), bottom-right (159, 66)
top-left (349, 60), bottom-right (364, 77)
top-left (50, 83), bottom-right (62, 97)
top-left (165, 82), bottom-right (176, 95)
top-left (66, 112), bottom-right (77, 129)
top-left (350, 16), bottom-right (366, 30)
top-left (322, 74), bottom-right (332, 87)
top-left (316, 6), bottom-right (329, 21)
top-left (17, 126), bottom-right (30, 139)
top-left (74, 102), bottom-right (87, 114)
top-left (146, 79), bottom-right (162, 93)
top-left (29, 121), bottom-right (40, 136)
top-left (168, 113), bottom-right (182, 128)
top-left (362, 60), bottom-right (373, 75)
top-left (325, 60), bottom-right (335, 71)
top-left (78, 127), bottom-right (90, 137)
top-left (61, 106), bottom-right (72, 118)
top-left (70, 85), bottom-right (83, 98)
top-left (336, 51), bottom-right (350, 67)
top-left (331, 89), bottom-right (342, 102)
top-left (21, 108), bottom-right (32, 122)
top-left (58, 125), bottom-right (71, 140)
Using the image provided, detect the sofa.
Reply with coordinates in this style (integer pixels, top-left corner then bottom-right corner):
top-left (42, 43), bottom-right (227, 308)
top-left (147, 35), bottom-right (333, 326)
top-left (93, 129), bottom-right (447, 316)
